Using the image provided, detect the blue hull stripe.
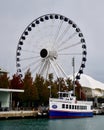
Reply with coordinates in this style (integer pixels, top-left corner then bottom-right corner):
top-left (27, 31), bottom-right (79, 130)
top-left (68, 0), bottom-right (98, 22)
top-left (49, 110), bottom-right (93, 119)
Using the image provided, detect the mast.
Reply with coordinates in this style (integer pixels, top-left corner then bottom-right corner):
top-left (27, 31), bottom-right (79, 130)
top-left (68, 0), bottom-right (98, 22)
top-left (72, 57), bottom-right (75, 96)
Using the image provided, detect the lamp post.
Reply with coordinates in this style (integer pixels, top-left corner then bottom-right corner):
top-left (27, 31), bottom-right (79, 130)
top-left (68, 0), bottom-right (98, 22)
top-left (48, 86), bottom-right (51, 98)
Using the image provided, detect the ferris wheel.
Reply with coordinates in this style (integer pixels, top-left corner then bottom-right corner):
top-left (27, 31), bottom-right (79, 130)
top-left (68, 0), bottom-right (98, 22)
top-left (16, 14), bottom-right (87, 80)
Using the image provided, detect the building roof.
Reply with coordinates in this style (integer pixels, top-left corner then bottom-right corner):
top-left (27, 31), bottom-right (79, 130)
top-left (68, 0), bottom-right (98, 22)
top-left (79, 74), bottom-right (104, 90)
top-left (0, 67), bottom-right (8, 73)
top-left (69, 74), bottom-right (104, 97)
top-left (0, 88), bottom-right (24, 93)
top-left (69, 74), bottom-right (104, 90)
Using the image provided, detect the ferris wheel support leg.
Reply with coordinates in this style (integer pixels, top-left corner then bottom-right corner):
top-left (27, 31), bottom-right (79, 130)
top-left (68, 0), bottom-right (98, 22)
top-left (49, 59), bottom-right (60, 78)
top-left (46, 62), bottom-right (50, 79)
top-left (38, 59), bottom-right (48, 76)
top-left (53, 59), bottom-right (68, 78)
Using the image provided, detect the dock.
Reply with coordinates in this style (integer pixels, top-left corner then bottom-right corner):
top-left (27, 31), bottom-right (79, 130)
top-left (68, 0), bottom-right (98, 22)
top-left (0, 110), bottom-right (38, 119)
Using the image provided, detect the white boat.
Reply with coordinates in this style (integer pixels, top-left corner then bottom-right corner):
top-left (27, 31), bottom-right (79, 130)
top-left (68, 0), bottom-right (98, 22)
top-left (49, 91), bottom-right (93, 119)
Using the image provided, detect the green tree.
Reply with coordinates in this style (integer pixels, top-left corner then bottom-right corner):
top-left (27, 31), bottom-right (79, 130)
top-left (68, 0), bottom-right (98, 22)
top-left (65, 78), bottom-right (73, 91)
top-left (34, 74), bottom-right (45, 105)
top-left (22, 69), bottom-right (35, 107)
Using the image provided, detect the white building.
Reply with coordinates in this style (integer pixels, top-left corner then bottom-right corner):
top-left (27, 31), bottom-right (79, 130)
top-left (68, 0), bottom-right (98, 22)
top-left (0, 89), bottom-right (24, 110)
top-left (0, 67), bottom-right (8, 75)
top-left (69, 74), bottom-right (104, 98)
top-left (0, 67), bottom-right (24, 110)
top-left (79, 74), bottom-right (104, 98)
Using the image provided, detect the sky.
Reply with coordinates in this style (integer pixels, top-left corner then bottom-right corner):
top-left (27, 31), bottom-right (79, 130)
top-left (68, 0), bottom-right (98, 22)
top-left (0, 0), bottom-right (104, 82)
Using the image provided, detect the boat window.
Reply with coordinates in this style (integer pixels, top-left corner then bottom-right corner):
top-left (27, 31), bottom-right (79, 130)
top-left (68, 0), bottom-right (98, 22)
top-left (70, 98), bottom-right (73, 100)
top-left (81, 106), bottom-right (83, 110)
top-left (72, 105), bottom-right (74, 109)
top-left (80, 106), bottom-right (82, 109)
top-left (77, 106), bottom-right (79, 109)
top-left (66, 104), bottom-right (68, 109)
top-left (84, 106), bottom-right (87, 110)
top-left (80, 106), bottom-right (87, 110)
top-left (75, 105), bottom-right (77, 109)
top-left (69, 105), bottom-right (71, 109)
top-left (91, 105), bottom-right (93, 110)
top-left (63, 93), bottom-right (68, 97)
top-left (62, 104), bottom-right (65, 108)
top-left (82, 106), bottom-right (84, 110)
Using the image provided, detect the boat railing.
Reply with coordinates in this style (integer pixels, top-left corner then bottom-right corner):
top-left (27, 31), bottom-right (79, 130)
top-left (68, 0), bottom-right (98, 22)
top-left (77, 101), bottom-right (93, 105)
top-left (49, 97), bottom-right (75, 103)
top-left (49, 98), bottom-right (93, 105)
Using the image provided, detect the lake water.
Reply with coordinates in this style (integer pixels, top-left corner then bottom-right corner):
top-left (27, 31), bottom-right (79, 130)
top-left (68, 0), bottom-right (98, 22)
top-left (0, 116), bottom-right (104, 130)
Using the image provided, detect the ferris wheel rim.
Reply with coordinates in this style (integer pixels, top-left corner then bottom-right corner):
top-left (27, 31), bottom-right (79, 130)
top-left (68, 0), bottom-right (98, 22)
top-left (16, 13), bottom-right (87, 80)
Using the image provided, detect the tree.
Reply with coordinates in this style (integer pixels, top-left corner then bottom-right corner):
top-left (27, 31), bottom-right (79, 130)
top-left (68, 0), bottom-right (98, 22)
top-left (65, 78), bottom-right (73, 91)
top-left (22, 69), bottom-right (34, 107)
top-left (75, 80), bottom-right (86, 100)
top-left (0, 73), bottom-right (9, 88)
top-left (34, 74), bottom-right (45, 105)
top-left (9, 74), bottom-right (23, 108)
top-left (10, 74), bottom-right (23, 89)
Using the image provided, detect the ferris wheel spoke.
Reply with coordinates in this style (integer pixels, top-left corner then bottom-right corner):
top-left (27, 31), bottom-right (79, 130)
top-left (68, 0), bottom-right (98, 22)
top-left (38, 60), bottom-right (45, 75)
top-left (46, 61), bottom-right (50, 79)
top-left (20, 56), bottom-right (40, 61)
top-left (49, 59), bottom-right (67, 78)
top-left (58, 52), bottom-right (82, 56)
top-left (21, 49), bottom-right (38, 54)
top-left (58, 41), bottom-right (81, 52)
top-left (48, 18), bottom-right (55, 44)
top-left (21, 58), bottom-right (41, 72)
top-left (58, 31), bottom-right (78, 49)
top-left (38, 60), bottom-right (47, 75)
top-left (55, 24), bottom-right (71, 47)
top-left (41, 61), bottom-right (50, 79)
top-left (53, 59), bottom-right (68, 78)
top-left (49, 59), bottom-right (60, 78)
top-left (39, 60), bottom-right (49, 76)
top-left (30, 61), bottom-right (42, 76)
top-left (52, 20), bottom-right (63, 47)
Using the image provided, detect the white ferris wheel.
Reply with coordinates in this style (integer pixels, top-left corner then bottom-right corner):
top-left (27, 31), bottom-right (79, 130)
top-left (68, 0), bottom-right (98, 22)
top-left (16, 14), bottom-right (87, 80)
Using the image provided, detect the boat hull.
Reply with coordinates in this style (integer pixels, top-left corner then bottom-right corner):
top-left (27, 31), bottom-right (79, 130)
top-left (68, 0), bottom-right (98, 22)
top-left (49, 110), bottom-right (93, 119)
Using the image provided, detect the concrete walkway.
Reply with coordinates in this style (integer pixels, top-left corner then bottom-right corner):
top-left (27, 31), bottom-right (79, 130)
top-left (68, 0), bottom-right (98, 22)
top-left (0, 110), bottom-right (38, 119)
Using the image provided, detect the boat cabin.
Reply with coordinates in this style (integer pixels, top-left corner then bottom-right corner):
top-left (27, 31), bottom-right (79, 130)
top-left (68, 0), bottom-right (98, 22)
top-left (58, 91), bottom-right (76, 103)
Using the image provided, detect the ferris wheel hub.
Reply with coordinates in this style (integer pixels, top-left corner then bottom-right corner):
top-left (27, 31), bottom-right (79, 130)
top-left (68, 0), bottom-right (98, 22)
top-left (40, 49), bottom-right (48, 58)
top-left (40, 48), bottom-right (58, 59)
